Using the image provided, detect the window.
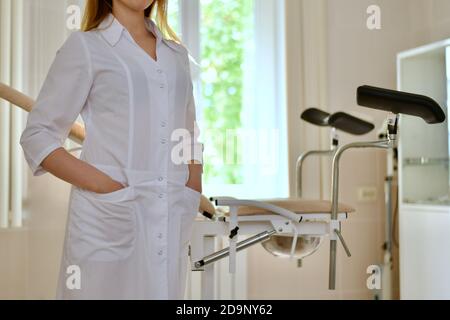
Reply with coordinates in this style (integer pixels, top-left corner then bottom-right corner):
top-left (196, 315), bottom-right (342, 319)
top-left (200, 0), bottom-right (254, 185)
top-left (173, 0), bottom-right (288, 199)
top-left (168, 0), bottom-right (180, 35)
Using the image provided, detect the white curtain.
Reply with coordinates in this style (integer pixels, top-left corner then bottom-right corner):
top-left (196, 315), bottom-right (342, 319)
top-left (0, 0), bottom-right (25, 228)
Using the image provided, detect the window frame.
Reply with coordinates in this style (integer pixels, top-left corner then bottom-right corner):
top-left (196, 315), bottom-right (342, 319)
top-left (178, 0), bottom-right (288, 199)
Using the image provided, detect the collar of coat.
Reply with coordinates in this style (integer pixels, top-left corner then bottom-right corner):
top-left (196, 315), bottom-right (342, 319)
top-left (97, 13), bottom-right (184, 54)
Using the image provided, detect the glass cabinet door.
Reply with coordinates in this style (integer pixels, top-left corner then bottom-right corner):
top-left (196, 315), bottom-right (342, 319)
top-left (398, 44), bottom-right (450, 205)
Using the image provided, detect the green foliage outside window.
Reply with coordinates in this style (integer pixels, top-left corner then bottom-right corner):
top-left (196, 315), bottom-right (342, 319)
top-left (200, 0), bottom-right (254, 184)
top-left (167, 0), bottom-right (254, 185)
top-left (168, 0), bottom-right (179, 35)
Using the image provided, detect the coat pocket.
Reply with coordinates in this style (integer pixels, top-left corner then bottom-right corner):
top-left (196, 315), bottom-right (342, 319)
top-left (179, 186), bottom-right (201, 246)
top-left (80, 184), bottom-right (135, 202)
top-left (67, 186), bottom-right (137, 262)
top-left (178, 186), bottom-right (201, 293)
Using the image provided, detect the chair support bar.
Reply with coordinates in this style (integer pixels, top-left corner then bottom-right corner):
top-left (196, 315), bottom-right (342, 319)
top-left (328, 139), bottom-right (393, 290)
top-left (194, 229), bottom-right (277, 269)
top-left (296, 149), bottom-right (335, 198)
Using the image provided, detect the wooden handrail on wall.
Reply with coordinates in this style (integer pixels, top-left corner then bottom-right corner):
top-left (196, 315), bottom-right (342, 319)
top-left (0, 82), bottom-right (215, 216)
top-left (0, 82), bottom-right (85, 145)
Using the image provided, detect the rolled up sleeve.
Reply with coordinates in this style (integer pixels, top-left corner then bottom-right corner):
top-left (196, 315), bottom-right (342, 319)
top-left (184, 53), bottom-right (204, 164)
top-left (20, 31), bottom-right (92, 176)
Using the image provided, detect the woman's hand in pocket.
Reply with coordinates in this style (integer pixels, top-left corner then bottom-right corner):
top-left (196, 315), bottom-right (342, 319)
top-left (39, 147), bottom-right (128, 195)
top-left (97, 177), bottom-right (128, 194)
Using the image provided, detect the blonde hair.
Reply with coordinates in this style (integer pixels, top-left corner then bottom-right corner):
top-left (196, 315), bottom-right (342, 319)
top-left (81, 0), bottom-right (180, 43)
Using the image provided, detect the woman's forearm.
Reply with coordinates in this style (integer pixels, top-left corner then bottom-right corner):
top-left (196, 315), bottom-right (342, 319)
top-left (41, 148), bottom-right (202, 194)
top-left (40, 147), bottom-right (125, 193)
top-left (186, 163), bottom-right (203, 193)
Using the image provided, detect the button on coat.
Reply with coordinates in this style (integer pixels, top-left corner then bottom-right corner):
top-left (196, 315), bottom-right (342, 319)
top-left (19, 13), bottom-right (203, 300)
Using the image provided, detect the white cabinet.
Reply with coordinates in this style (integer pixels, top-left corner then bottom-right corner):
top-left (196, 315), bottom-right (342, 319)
top-left (397, 40), bottom-right (450, 299)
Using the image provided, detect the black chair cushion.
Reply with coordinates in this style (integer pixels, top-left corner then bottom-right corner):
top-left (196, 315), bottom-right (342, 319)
top-left (357, 85), bottom-right (446, 124)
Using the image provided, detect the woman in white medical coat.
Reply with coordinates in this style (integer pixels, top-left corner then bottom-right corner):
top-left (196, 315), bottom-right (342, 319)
top-left (19, 0), bottom-right (203, 300)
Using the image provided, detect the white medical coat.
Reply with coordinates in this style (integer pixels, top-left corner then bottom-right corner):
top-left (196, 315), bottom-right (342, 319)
top-left (19, 13), bottom-right (203, 300)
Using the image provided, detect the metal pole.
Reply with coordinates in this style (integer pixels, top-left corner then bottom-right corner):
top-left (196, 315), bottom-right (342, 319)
top-left (381, 147), bottom-right (395, 300)
top-left (329, 240), bottom-right (337, 289)
top-left (329, 140), bottom-right (391, 290)
top-left (296, 149), bottom-right (334, 198)
top-left (195, 229), bottom-right (277, 268)
top-left (385, 148), bottom-right (394, 253)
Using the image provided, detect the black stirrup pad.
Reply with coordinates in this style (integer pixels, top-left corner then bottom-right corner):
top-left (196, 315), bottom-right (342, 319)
top-left (301, 108), bottom-right (330, 127)
top-left (357, 85), bottom-right (446, 124)
top-left (328, 112), bottom-right (375, 135)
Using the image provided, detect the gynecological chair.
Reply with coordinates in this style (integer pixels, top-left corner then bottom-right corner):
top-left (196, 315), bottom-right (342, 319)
top-left (189, 85), bottom-right (446, 298)
top-left (294, 108), bottom-right (374, 268)
top-left (300, 106), bottom-right (402, 298)
top-left (0, 83), bottom-right (446, 299)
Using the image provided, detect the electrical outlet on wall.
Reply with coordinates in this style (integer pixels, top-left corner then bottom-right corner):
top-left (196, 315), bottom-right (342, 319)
top-left (357, 186), bottom-right (377, 203)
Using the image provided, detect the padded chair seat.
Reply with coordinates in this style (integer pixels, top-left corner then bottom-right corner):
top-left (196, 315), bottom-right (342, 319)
top-left (229, 198), bottom-right (355, 216)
